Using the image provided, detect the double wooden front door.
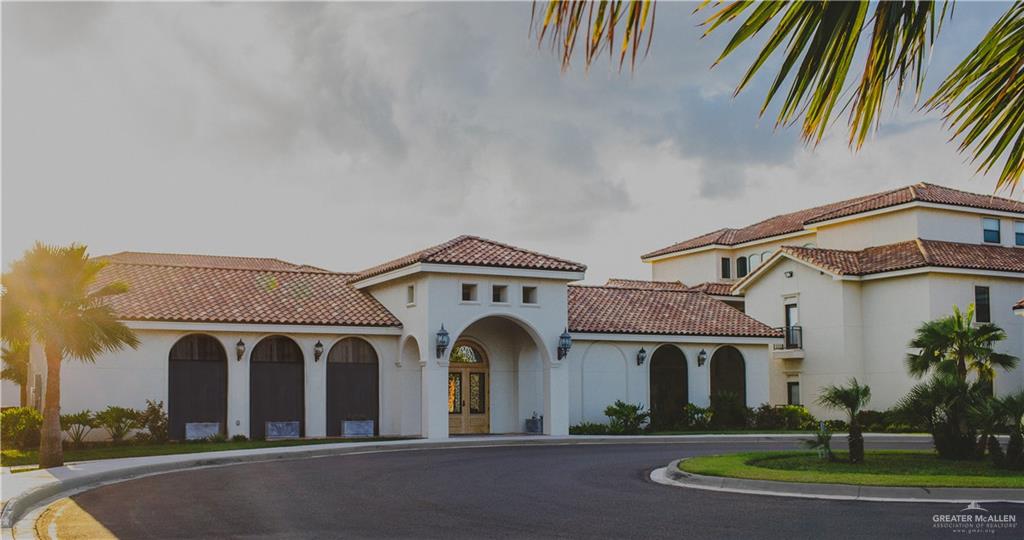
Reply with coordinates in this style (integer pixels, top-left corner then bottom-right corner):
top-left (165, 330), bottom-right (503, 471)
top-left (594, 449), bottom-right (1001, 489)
top-left (448, 365), bottom-right (489, 434)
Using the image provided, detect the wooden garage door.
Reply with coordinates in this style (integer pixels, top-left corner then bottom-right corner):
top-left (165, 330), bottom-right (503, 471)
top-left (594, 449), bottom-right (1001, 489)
top-left (326, 338), bottom-right (379, 436)
top-left (249, 336), bottom-right (305, 440)
top-left (168, 334), bottom-right (228, 440)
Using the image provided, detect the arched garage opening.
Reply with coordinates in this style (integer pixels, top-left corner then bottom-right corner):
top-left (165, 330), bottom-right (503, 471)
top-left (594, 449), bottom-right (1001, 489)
top-left (168, 334), bottom-right (227, 440)
top-left (710, 346), bottom-right (746, 405)
top-left (649, 345), bottom-right (687, 430)
top-left (250, 335), bottom-right (305, 439)
top-left (326, 337), bottom-right (380, 436)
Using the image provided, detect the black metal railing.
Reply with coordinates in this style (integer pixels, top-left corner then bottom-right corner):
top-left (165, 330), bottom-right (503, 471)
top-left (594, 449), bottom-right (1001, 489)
top-left (773, 326), bottom-right (803, 350)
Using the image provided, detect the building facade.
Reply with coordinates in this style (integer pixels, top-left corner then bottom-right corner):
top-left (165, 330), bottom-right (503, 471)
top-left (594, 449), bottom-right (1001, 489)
top-left (26, 236), bottom-right (779, 439)
top-left (642, 183), bottom-right (1024, 417)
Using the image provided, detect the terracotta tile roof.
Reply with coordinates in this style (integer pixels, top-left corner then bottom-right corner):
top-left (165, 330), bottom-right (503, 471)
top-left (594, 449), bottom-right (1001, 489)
top-left (604, 278), bottom-right (688, 290)
top-left (779, 239), bottom-right (1024, 276)
top-left (98, 252), bottom-right (332, 273)
top-left (93, 256), bottom-right (400, 327)
top-left (686, 282), bottom-right (740, 297)
top-left (643, 183), bottom-right (1024, 260)
top-left (352, 235), bottom-right (586, 281)
top-left (568, 285), bottom-right (780, 337)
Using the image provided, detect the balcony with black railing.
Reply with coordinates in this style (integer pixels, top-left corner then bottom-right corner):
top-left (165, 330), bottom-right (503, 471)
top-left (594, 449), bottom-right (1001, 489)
top-left (773, 326), bottom-right (803, 351)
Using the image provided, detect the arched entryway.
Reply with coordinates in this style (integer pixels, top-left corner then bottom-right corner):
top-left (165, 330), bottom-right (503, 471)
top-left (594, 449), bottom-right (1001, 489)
top-left (249, 335), bottom-right (304, 439)
top-left (649, 345), bottom-right (687, 430)
top-left (448, 341), bottom-right (489, 434)
top-left (326, 337), bottom-right (379, 436)
top-left (168, 334), bottom-right (227, 440)
top-left (710, 346), bottom-right (746, 404)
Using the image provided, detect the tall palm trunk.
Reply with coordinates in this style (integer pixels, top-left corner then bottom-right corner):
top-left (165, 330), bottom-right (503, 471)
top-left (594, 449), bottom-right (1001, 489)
top-left (39, 343), bottom-right (64, 468)
top-left (20, 381), bottom-right (28, 408)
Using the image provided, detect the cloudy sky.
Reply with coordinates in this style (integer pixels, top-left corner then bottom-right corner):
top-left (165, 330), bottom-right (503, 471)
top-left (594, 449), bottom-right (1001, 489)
top-left (2, 2), bottom-right (1012, 282)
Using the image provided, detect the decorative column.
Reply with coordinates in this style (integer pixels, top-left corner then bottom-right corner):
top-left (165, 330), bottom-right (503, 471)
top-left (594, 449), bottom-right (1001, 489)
top-left (225, 335), bottom-right (250, 438)
top-left (543, 361), bottom-right (570, 435)
top-left (420, 354), bottom-right (450, 439)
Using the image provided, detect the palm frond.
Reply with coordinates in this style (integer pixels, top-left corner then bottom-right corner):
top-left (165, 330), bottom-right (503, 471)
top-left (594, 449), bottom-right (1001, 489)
top-left (926, 2), bottom-right (1024, 193)
top-left (532, 0), bottom-right (657, 71)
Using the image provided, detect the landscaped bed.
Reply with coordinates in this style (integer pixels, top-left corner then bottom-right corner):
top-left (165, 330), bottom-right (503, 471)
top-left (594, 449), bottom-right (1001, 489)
top-left (678, 450), bottom-right (1024, 489)
top-left (1, 436), bottom-right (410, 469)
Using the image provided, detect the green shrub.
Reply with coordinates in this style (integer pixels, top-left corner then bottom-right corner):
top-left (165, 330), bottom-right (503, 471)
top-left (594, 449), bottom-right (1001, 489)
top-left (569, 422), bottom-right (609, 435)
top-left (95, 406), bottom-right (140, 444)
top-left (709, 392), bottom-right (748, 429)
top-left (681, 403), bottom-right (713, 430)
top-left (206, 433), bottom-right (228, 443)
top-left (60, 410), bottom-right (96, 448)
top-left (135, 400), bottom-right (169, 444)
top-left (603, 400), bottom-right (650, 435)
top-left (1, 407), bottom-right (43, 450)
top-left (823, 419), bottom-right (848, 432)
top-left (231, 434), bottom-right (249, 442)
top-left (749, 404), bottom-right (817, 431)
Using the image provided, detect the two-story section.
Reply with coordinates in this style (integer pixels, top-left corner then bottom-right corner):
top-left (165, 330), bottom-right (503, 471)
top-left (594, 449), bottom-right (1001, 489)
top-left (643, 182), bottom-right (1024, 418)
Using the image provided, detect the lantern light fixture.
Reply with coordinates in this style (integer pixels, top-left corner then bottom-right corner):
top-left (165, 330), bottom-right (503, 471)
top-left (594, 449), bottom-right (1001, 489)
top-left (636, 347), bottom-right (647, 366)
top-left (436, 325), bottom-right (451, 359)
top-left (314, 340), bottom-right (324, 362)
top-left (557, 329), bottom-right (573, 360)
top-left (235, 339), bottom-right (246, 362)
top-left (697, 349), bottom-right (708, 367)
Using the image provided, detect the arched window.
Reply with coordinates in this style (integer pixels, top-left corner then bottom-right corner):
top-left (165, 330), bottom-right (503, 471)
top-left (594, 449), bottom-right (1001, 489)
top-left (326, 337), bottom-right (380, 436)
top-left (250, 335), bottom-right (304, 439)
top-left (710, 346), bottom-right (746, 405)
top-left (450, 343), bottom-right (486, 364)
top-left (168, 334), bottom-right (227, 440)
top-left (748, 253), bottom-right (761, 268)
top-left (736, 256), bottom-right (748, 278)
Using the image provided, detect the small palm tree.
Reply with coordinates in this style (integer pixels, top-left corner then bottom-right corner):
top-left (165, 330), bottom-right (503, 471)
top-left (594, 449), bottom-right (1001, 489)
top-left (895, 374), bottom-right (984, 460)
top-left (1, 341), bottom-right (30, 407)
top-left (817, 378), bottom-right (871, 464)
top-left (969, 398), bottom-right (1008, 466)
top-left (1, 243), bottom-right (139, 468)
top-left (997, 390), bottom-right (1024, 468)
top-left (906, 305), bottom-right (1018, 383)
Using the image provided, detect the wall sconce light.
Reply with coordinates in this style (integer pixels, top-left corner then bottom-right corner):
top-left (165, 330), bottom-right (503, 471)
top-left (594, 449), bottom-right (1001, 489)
top-left (436, 325), bottom-right (450, 359)
top-left (697, 349), bottom-right (708, 367)
top-left (636, 347), bottom-right (647, 366)
top-left (314, 340), bottom-right (324, 362)
top-left (557, 328), bottom-right (573, 360)
top-left (784, 271), bottom-right (794, 278)
top-left (236, 339), bottom-right (246, 362)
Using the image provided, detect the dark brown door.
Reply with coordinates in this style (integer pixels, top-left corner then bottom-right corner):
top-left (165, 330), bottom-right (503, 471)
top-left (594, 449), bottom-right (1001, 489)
top-left (250, 336), bottom-right (305, 440)
top-left (168, 334), bottom-right (228, 440)
top-left (649, 346), bottom-right (687, 430)
top-left (326, 338), bottom-right (379, 436)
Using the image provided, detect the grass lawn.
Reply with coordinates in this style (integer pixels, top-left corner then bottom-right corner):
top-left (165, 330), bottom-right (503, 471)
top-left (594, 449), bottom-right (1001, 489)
top-left (1, 436), bottom-right (410, 469)
top-left (679, 450), bottom-right (1024, 489)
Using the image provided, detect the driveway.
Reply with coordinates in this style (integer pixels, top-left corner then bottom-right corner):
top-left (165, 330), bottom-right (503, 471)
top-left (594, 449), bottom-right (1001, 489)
top-left (31, 439), bottom-right (1021, 539)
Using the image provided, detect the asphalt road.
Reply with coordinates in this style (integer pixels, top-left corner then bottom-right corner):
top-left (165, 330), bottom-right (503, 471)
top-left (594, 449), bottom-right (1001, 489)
top-left (36, 439), bottom-right (1023, 539)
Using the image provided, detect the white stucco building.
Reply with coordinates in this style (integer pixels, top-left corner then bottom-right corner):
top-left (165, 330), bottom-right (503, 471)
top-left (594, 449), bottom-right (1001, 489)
top-left (24, 236), bottom-right (779, 439)
top-left (642, 182), bottom-right (1024, 417)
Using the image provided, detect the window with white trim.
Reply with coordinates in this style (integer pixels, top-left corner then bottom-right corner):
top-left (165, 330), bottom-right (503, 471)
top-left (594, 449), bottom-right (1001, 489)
top-left (1016, 221), bottom-right (1024, 246)
top-left (406, 285), bottom-right (416, 306)
top-left (522, 286), bottom-right (538, 305)
top-left (492, 284), bottom-right (508, 304)
top-left (461, 283), bottom-right (478, 302)
top-left (983, 218), bottom-right (1001, 244)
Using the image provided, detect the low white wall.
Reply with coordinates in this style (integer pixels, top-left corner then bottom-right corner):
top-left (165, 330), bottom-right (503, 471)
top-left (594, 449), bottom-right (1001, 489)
top-left (567, 339), bottom-right (771, 426)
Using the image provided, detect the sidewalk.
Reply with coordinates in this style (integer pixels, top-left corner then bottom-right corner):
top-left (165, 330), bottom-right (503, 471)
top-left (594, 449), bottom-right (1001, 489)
top-left (1, 433), bottom-right (929, 531)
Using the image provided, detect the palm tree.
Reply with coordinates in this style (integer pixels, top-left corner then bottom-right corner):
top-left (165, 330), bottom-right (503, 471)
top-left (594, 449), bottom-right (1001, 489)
top-left (895, 374), bottom-right (984, 460)
top-left (996, 390), bottom-right (1024, 468)
top-left (533, 1), bottom-right (1024, 193)
top-left (906, 304), bottom-right (1018, 383)
top-left (1, 243), bottom-right (139, 468)
top-left (817, 378), bottom-right (871, 464)
top-left (1, 341), bottom-right (30, 406)
top-left (969, 397), bottom-right (1007, 466)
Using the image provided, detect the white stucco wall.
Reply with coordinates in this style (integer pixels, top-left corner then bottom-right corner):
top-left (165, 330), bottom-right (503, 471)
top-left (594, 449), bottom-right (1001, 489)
top-left (567, 338), bottom-right (771, 426)
top-left (28, 325), bottom-right (405, 439)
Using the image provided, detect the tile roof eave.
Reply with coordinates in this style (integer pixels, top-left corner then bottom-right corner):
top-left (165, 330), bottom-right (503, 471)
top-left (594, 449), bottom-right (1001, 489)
top-left (118, 316), bottom-right (403, 328)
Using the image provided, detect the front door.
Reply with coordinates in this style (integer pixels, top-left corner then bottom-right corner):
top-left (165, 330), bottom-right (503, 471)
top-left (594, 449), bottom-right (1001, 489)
top-left (448, 342), bottom-right (490, 434)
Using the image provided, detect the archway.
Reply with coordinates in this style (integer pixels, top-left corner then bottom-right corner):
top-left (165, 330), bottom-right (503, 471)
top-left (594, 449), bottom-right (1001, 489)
top-left (649, 345), bottom-right (687, 430)
top-left (168, 334), bottom-right (227, 440)
top-left (710, 346), bottom-right (746, 404)
top-left (326, 337), bottom-right (379, 436)
top-left (249, 335), bottom-right (304, 439)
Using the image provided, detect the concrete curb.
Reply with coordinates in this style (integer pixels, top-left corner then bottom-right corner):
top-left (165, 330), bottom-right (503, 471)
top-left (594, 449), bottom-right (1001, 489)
top-left (652, 458), bottom-right (1024, 504)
